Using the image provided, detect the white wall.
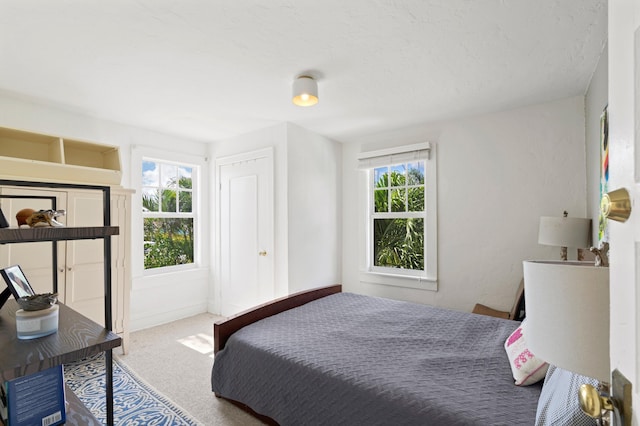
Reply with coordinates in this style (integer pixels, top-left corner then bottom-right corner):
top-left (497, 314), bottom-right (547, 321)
top-left (0, 91), bottom-right (212, 331)
top-left (286, 123), bottom-right (342, 293)
top-left (342, 96), bottom-right (588, 313)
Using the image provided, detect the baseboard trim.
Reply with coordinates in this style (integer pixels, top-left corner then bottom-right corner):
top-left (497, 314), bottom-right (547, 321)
top-left (130, 303), bottom-right (208, 332)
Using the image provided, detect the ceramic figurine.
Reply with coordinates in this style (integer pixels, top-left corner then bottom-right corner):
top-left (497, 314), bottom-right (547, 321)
top-left (590, 242), bottom-right (610, 267)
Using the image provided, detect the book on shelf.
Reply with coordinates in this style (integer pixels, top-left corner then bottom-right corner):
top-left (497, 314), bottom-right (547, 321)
top-left (0, 383), bottom-right (6, 425)
top-left (2, 365), bottom-right (66, 426)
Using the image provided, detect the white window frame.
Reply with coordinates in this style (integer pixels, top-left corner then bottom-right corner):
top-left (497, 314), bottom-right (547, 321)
top-left (131, 144), bottom-right (206, 278)
top-left (358, 142), bottom-right (437, 291)
top-left (141, 157), bottom-right (198, 273)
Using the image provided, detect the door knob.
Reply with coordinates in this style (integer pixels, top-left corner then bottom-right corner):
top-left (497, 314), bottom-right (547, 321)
top-left (258, 250), bottom-right (267, 256)
top-left (601, 188), bottom-right (632, 223)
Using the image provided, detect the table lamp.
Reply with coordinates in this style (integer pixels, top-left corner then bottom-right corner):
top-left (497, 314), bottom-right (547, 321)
top-left (538, 212), bottom-right (591, 260)
top-left (523, 260), bottom-right (617, 422)
top-left (523, 260), bottom-right (609, 382)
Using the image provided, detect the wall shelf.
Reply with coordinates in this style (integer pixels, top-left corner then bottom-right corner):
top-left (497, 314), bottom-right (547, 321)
top-left (0, 127), bottom-right (122, 186)
top-left (0, 226), bottom-right (119, 244)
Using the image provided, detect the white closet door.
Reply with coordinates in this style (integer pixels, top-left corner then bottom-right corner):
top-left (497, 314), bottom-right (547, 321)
top-left (219, 149), bottom-right (274, 317)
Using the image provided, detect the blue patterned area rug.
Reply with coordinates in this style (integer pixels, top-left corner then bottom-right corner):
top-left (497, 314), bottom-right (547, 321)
top-left (64, 353), bottom-right (202, 426)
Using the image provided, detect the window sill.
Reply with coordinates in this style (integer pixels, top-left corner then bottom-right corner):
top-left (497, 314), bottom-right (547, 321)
top-left (358, 271), bottom-right (437, 291)
top-left (142, 262), bottom-right (199, 277)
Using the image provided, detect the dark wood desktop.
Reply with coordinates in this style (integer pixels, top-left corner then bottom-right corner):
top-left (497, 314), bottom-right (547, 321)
top-left (0, 300), bottom-right (121, 425)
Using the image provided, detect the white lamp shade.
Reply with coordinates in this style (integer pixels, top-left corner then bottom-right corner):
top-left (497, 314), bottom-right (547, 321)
top-left (292, 76), bottom-right (318, 106)
top-left (523, 260), bottom-right (610, 382)
top-left (538, 216), bottom-right (591, 248)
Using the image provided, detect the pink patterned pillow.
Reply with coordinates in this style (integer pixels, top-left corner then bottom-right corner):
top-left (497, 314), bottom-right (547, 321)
top-left (504, 320), bottom-right (548, 386)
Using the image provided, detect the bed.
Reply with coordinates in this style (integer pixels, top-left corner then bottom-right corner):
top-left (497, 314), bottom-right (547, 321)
top-left (211, 285), bottom-right (595, 426)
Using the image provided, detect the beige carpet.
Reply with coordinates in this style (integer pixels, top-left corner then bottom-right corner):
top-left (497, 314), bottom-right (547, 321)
top-left (117, 313), bottom-right (266, 426)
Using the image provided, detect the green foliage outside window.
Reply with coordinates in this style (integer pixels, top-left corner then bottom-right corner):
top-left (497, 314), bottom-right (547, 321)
top-left (143, 217), bottom-right (194, 269)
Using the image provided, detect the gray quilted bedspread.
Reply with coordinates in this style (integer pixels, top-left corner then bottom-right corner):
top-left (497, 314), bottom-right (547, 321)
top-left (211, 293), bottom-right (541, 425)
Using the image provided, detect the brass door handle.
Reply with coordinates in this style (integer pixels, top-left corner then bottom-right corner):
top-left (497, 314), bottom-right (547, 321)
top-left (601, 188), bottom-right (632, 222)
top-left (258, 250), bottom-right (267, 256)
top-left (579, 384), bottom-right (614, 419)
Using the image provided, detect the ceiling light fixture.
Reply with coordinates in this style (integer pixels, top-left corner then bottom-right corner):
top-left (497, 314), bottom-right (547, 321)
top-left (292, 76), bottom-right (318, 107)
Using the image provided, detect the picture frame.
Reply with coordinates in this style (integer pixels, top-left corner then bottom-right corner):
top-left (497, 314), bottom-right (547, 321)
top-left (0, 265), bottom-right (36, 300)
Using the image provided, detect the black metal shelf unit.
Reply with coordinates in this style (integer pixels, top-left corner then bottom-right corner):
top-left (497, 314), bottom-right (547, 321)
top-left (0, 178), bottom-right (119, 426)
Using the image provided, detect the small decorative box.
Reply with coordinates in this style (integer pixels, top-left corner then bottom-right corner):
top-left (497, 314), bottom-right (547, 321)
top-left (15, 304), bottom-right (59, 339)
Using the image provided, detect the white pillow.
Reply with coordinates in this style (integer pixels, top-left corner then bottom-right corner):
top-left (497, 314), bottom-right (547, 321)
top-left (504, 320), bottom-right (549, 386)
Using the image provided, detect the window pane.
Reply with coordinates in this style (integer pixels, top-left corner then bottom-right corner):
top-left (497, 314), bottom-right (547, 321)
top-left (179, 190), bottom-right (192, 213)
top-left (178, 167), bottom-right (192, 189)
top-left (390, 165), bottom-right (406, 186)
top-left (161, 164), bottom-right (178, 189)
top-left (374, 167), bottom-right (388, 188)
top-left (374, 189), bottom-right (388, 212)
top-left (144, 218), bottom-right (194, 269)
top-left (161, 189), bottom-right (177, 212)
top-left (408, 187), bottom-right (425, 212)
top-left (390, 188), bottom-right (406, 212)
top-left (407, 162), bottom-right (424, 185)
top-left (373, 218), bottom-right (424, 270)
top-left (142, 187), bottom-right (159, 212)
top-left (142, 161), bottom-right (159, 186)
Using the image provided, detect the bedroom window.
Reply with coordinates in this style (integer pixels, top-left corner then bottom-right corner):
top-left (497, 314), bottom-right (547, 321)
top-left (142, 159), bottom-right (196, 270)
top-left (358, 143), bottom-right (437, 290)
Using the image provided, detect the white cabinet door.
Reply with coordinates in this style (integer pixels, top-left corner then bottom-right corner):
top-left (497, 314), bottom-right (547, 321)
top-left (64, 190), bottom-right (106, 327)
top-left (65, 190), bottom-right (131, 338)
top-left (0, 188), bottom-right (67, 296)
top-left (0, 185), bottom-right (131, 354)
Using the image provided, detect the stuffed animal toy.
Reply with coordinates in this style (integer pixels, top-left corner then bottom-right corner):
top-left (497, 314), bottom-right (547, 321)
top-left (19, 209), bottom-right (66, 227)
top-left (26, 209), bottom-right (66, 227)
top-left (15, 208), bottom-right (36, 226)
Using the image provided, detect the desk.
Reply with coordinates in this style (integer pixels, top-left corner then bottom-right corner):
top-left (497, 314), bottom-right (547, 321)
top-left (0, 301), bottom-right (121, 425)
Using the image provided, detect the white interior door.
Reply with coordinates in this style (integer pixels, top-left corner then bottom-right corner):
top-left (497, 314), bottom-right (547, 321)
top-left (218, 148), bottom-right (274, 317)
top-left (608, 13), bottom-right (640, 422)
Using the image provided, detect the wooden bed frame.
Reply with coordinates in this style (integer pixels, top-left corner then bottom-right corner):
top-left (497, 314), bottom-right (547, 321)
top-left (213, 284), bottom-right (342, 354)
top-left (212, 284), bottom-right (343, 425)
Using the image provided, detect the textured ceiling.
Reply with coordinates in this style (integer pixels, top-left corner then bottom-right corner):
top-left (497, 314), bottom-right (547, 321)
top-left (0, 1), bottom-right (607, 143)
